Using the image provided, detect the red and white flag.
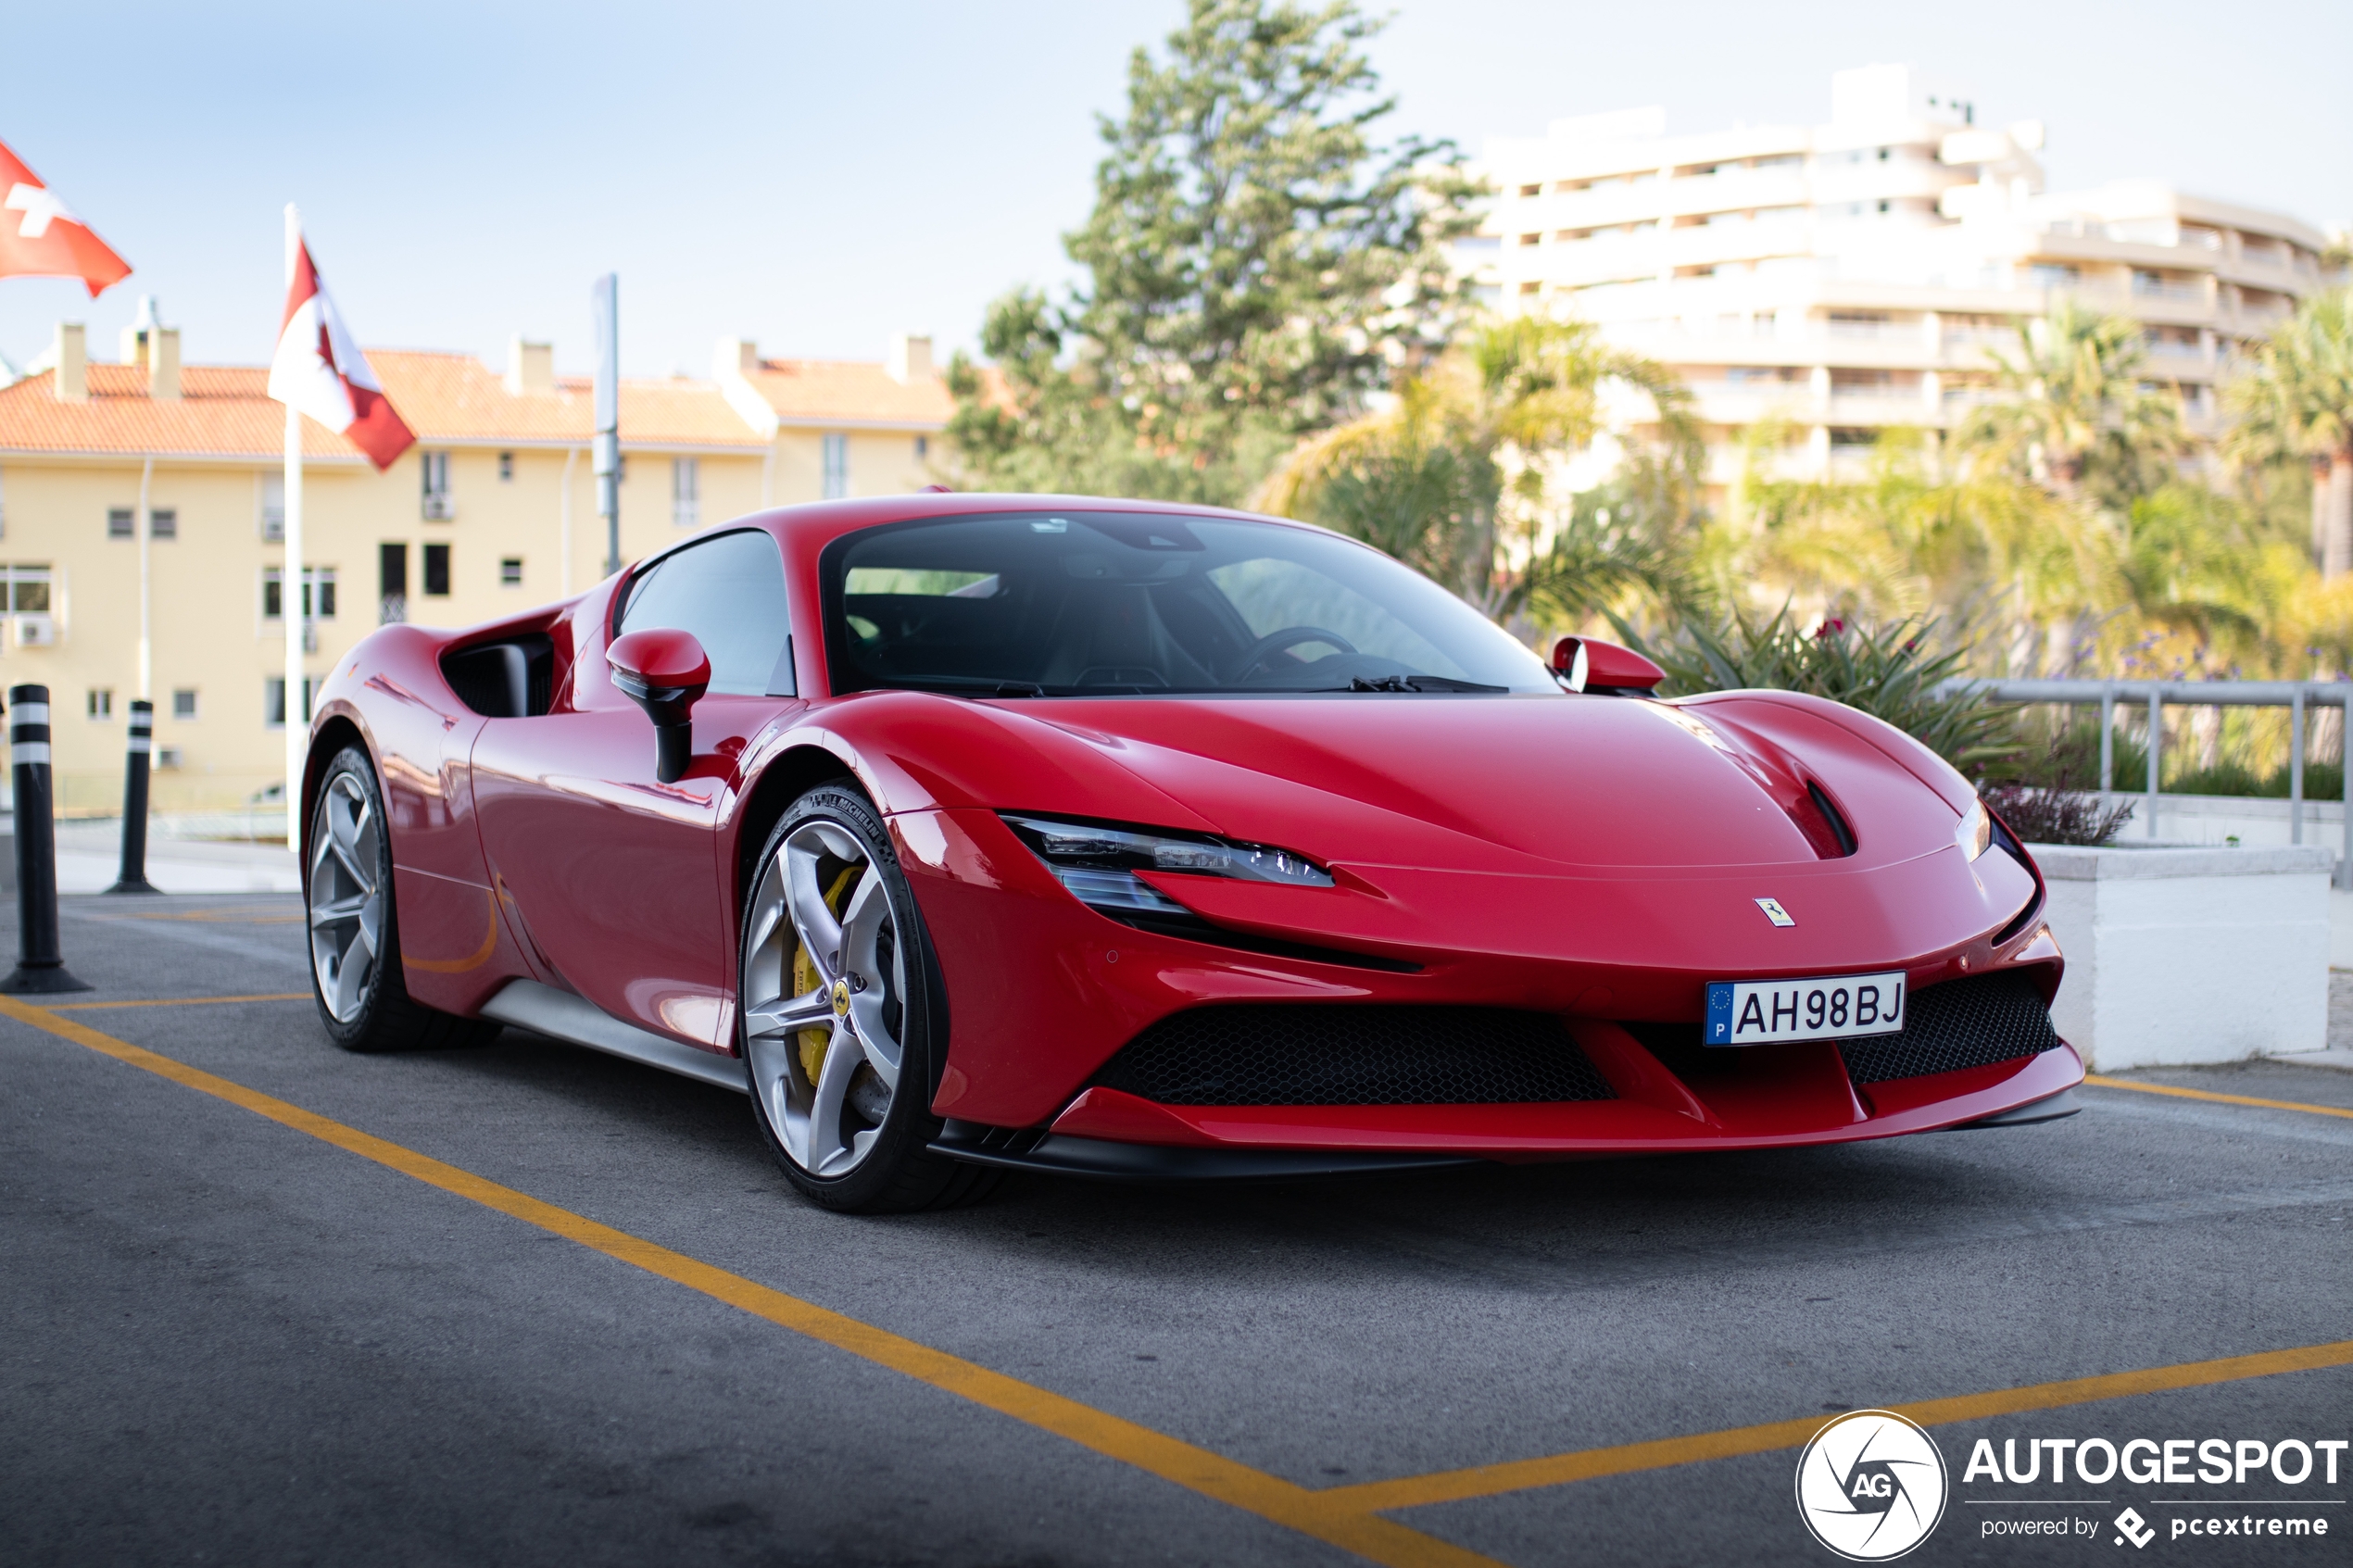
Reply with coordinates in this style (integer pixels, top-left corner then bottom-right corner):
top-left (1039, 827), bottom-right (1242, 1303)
top-left (0, 138), bottom-right (132, 296)
top-left (267, 233), bottom-right (414, 470)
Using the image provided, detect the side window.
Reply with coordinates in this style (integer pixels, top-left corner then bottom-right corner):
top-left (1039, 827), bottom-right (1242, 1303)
top-left (618, 529), bottom-right (794, 696)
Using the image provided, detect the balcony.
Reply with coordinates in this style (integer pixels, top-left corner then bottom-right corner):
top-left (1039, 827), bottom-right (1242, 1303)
top-left (2132, 274), bottom-right (2206, 304)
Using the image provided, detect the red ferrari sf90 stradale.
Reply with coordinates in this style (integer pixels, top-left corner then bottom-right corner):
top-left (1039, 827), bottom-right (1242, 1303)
top-left (304, 495), bottom-right (2080, 1211)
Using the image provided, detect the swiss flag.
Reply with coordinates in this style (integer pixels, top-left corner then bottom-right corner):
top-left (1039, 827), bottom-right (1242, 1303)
top-left (267, 233), bottom-right (415, 470)
top-left (0, 138), bottom-right (132, 296)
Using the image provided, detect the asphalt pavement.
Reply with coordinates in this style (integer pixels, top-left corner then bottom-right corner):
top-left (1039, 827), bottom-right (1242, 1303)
top-left (4, 893), bottom-right (2348, 1567)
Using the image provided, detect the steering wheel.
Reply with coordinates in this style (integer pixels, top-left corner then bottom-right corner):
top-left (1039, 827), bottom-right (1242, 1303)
top-left (1232, 625), bottom-right (1358, 681)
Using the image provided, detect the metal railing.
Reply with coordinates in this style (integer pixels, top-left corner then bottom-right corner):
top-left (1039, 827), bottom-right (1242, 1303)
top-left (1936, 678), bottom-right (2352, 886)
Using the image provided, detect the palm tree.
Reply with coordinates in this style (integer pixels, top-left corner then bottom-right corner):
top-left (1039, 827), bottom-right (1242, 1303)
top-left (1957, 298), bottom-right (2185, 508)
top-left (2226, 286), bottom-right (2353, 577)
top-left (1252, 317), bottom-right (1701, 622)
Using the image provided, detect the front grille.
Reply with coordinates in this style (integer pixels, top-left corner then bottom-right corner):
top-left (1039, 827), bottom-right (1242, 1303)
top-left (1092, 1005), bottom-right (1617, 1107)
top-left (1837, 972), bottom-right (2059, 1085)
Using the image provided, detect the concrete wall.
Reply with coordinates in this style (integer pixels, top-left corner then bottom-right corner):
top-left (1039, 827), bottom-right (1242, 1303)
top-left (2034, 843), bottom-right (2332, 1070)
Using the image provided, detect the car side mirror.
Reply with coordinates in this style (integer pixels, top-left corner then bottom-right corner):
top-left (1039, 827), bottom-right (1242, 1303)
top-left (608, 628), bottom-right (711, 783)
top-left (1552, 635), bottom-right (1665, 696)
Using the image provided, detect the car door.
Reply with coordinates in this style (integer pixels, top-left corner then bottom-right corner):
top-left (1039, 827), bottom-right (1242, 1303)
top-left (471, 528), bottom-right (800, 1050)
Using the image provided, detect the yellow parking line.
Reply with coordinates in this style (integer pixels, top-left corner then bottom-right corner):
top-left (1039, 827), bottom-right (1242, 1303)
top-left (0, 993), bottom-right (1501, 1568)
top-left (45, 993), bottom-right (310, 1011)
top-left (2084, 1074), bottom-right (2353, 1123)
top-left (1321, 1339), bottom-right (2353, 1514)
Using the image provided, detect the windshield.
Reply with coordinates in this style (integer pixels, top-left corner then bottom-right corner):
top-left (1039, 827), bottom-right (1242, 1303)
top-left (821, 510), bottom-right (1558, 696)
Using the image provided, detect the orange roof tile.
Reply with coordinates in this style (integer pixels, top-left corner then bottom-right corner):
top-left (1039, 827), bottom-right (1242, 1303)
top-left (743, 358), bottom-right (954, 427)
top-left (0, 364), bottom-right (368, 462)
top-left (368, 352), bottom-right (764, 450)
top-left (0, 347), bottom-right (947, 460)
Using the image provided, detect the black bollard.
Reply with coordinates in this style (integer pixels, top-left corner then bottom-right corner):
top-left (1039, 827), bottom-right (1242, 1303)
top-left (105, 700), bottom-right (160, 895)
top-left (2, 684), bottom-right (92, 993)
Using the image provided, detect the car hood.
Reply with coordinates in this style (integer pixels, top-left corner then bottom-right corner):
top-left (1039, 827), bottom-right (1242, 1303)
top-left (853, 689), bottom-right (1968, 875)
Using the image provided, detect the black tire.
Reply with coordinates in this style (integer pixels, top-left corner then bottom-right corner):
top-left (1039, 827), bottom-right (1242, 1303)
top-left (738, 784), bottom-right (1000, 1213)
top-left (307, 746), bottom-right (500, 1054)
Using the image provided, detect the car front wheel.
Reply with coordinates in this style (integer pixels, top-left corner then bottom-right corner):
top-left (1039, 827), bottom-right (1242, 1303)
top-left (738, 784), bottom-right (998, 1212)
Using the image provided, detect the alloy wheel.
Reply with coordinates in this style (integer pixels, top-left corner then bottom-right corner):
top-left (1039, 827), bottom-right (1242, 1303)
top-left (308, 771), bottom-right (384, 1022)
top-left (741, 819), bottom-right (908, 1178)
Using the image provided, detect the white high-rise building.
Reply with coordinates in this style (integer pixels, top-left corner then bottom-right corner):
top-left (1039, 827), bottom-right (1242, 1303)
top-left (1458, 65), bottom-right (2337, 492)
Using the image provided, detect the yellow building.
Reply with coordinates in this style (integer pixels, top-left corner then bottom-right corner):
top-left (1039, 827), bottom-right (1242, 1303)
top-left (0, 314), bottom-right (951, 811)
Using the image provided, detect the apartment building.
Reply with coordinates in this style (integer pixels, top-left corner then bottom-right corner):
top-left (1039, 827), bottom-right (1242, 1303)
top-left (1459, 64), bottom-right (2336, 489)
top-left (0, 314), bottom-right (950, 811)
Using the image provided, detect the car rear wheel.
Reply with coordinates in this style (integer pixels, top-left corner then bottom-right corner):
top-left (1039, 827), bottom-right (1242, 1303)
top-left (739, 785), bottom-right (999, 1212)
top-left (308, 746), bottom-right (500, 1053)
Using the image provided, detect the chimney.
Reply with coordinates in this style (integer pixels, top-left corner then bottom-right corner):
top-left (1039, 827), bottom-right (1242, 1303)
top-left (506, 335), bottom-right (556, 396)
top-left (148, 326), bottom-right (182, 401)
top-left (52, 322), bottom-right (86, 402)
top-left (887, 332), bottom-right (934, 384)
top-left (119, 294), bottom-right (162, 369)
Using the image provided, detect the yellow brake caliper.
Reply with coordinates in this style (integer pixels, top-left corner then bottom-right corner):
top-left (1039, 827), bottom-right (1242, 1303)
top-left (792, 866), bottom-right (858, 1087)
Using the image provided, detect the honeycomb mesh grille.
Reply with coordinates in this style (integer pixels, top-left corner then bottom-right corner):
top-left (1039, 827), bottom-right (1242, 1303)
top-left (1837, 972), bottom-right (2059, 1086)
top-left (1093, 1005), bottom-right (1617, 1107)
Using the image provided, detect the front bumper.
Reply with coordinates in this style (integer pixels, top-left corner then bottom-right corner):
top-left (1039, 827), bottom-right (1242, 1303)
top-left (889, 806), bottom-right (2077, 1164)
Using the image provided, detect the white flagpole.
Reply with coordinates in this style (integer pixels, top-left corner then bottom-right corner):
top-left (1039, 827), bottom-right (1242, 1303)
top-left (283, 203), bottom-right (306, 856)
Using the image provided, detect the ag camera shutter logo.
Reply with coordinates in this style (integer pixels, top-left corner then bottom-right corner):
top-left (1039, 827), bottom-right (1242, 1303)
top-left (1794, 1410), bottom-right (1948, 1561)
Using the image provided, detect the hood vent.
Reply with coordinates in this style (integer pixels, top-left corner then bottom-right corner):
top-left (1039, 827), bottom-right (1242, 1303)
top-left (1806, 781), bottom-right (1857, 858)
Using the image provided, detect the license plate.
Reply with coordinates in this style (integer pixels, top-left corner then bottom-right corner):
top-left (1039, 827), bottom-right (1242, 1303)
top-left (1705, 971), bottom-right (1906, 1047)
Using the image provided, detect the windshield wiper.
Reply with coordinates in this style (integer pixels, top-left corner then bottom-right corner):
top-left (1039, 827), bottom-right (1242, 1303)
top-left (1343, 675), bottom-right (1510, 694)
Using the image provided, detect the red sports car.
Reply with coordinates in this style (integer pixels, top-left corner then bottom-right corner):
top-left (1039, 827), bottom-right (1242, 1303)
top-left (305, 495), bottom-right (2080, 1211)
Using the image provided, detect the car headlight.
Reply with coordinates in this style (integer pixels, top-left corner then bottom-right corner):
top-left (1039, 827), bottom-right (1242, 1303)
top-left (1956, 797), bottom-right (1991, 861)
top-left (1001, 813), bottom-right (1332, 917)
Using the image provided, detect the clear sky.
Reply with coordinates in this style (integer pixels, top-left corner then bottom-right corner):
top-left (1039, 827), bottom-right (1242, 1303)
top-left (2, 0), bottom-right (2346, 382)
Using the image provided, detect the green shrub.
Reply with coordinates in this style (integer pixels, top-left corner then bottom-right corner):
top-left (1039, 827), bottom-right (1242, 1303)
top-left (2003, 713), bottom-right (2346, 799)
top-left (1613, 605), bottom-right (2020, 773)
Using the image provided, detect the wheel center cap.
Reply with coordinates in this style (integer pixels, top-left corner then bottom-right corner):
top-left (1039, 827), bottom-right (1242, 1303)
top-left (829, 978), bottom-right (851, 1018)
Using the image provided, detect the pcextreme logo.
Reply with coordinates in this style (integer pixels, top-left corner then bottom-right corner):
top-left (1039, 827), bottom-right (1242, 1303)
top-left (1795, 1410), bottom-right (1950, 1561)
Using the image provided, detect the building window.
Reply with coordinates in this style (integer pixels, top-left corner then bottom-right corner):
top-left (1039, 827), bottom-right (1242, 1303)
top-left (672, 457), bottom-right (699, 529)
top-left (2, 562), bottom-right (55, 646)
top-left (822, 433), bottom-right (849, 499)
top-left (500, 557), bottom-right (522, 588)
top-left (263, 567), bottom-right (337, 620)
top-left (264, 676), bottom-right (318, 729)
top-left (171, 688), bottom-right (197, 720)
top-left (423, 543), bottom-right (450, 596)
top-left (109, 508), bottom-right (177, 539)
top-left (3, 563), bottom-right (53, 619)
top-left (497, 451), bottom-right (514, 482)
top-left (914, 434), bottom-right (928, 460)
top-left (261, 473), bottom-right (285, 542)
top-left (379, 543), bottom-right (408, 624)
top-left (87, 688), bottom-right (112, 720)
top-left (421, 451), bottom-right (453, 520)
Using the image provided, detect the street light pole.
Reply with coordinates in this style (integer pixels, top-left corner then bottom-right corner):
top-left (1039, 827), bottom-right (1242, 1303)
top-left (592, 274), bottom-right (620, 577)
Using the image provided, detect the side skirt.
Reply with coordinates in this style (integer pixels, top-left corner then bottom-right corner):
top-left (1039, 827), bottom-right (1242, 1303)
top-left (479, 979), bottom-right (749, 1095)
